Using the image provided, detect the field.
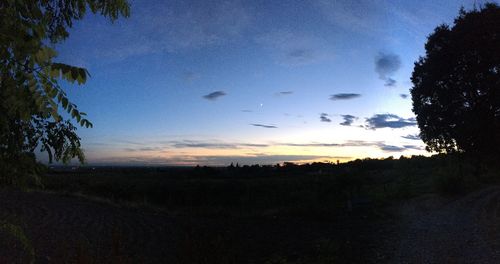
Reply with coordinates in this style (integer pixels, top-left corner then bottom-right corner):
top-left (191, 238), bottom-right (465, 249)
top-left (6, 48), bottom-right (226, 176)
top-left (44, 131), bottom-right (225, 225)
top-left (1, 154), bottom-right (500, 263)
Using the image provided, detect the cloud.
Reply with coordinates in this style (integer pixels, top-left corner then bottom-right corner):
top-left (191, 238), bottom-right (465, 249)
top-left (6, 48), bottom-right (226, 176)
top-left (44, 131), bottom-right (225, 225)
top-left (340, 114), bottom-right (357, 126)
top-left (384, 78), bottom-right (397, 87)
top-left (375, 52), bottom-right (401, 86)
top-left (365, 114), bottom-right (417, 129)
top-left (280, 140), bottom-right (378, 148)
top-left (402, 134), bottom-right (421, 140)
top-left (400, 94), bottom-right (409, 99)
top-left (276, 91), bottom-right (294, 96)
top-left (320, 113), bottom-right (331, 122)
top-left (170, 140), bottom-right (269, 149)
top-left (378, 144), bottom-right (423, 152)
top-left (330, 93), bottom-right (361, 100)
top-left (251, 123), bottom-right (277, 129)
top-left (379, 145), bottom-right (406, 152)
top-left (203, 91), bottom-right (226, 100)
top-left (241, 109), bottom-right (253, 112)
top-left (255, 30), bottom-right (333, 66)
top-left (286, 48), bottom-right (315, 65)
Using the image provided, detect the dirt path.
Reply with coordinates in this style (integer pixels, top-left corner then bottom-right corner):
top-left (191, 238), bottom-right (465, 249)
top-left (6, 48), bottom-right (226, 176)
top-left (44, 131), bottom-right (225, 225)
top-left (390, 186), bottom-right (500, 263)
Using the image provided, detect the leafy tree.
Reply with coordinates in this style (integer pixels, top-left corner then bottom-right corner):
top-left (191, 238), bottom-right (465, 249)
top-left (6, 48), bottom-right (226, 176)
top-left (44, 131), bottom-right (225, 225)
top-left (411, 3), bottom-right (500, 158)
top-left (0, 0), bottom-right (129, 185)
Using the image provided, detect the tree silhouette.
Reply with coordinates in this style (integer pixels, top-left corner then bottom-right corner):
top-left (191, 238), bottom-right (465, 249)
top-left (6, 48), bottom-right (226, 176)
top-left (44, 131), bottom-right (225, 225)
top-left (0, 0), bottom-right (129, 184)
top-left (411, 3), bottom-right (500, 158)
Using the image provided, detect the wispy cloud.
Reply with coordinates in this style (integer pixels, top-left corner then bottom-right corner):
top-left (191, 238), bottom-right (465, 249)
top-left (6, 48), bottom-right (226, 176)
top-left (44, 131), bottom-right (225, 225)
top-left (276, 91), bottom-right (294, 96)
top-left (402, 134), bottom-right (421, 140)
top-left (375, 52), bottom-right (401, 87)
top-left (251, 123), bottom-right (278, 129)
top-left (379, 144), bottom-right (423, 152)
top-left (170, 140), bottom-right (269, 149)
top-left (330, 93), bottom-right (361, 100)
top-left (320, 113), bottom-right (331, 122)
top-left (241, 109), bottom-right (253, 112)
top-left (385, 78), bottom-right (397, 87)
top-left (365, 114), bottom-right (417, 129)
top-left (255, 30), bottom-right (334, 66)
top-left (203, 91), bottom-right (227, 100)
top-left (400, 94), bottom-right (409, 99)
top-left (340, 114), bottom-right (357, 126)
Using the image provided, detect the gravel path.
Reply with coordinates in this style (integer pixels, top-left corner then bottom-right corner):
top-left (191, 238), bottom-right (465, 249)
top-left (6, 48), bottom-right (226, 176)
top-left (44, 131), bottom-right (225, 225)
top-left (391, 186), bottom-right (500, 263)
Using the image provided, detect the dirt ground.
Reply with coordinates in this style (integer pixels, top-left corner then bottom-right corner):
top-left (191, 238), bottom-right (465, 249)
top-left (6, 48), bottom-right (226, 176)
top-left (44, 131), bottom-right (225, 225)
top-left (389, 186), bottom-right (500, 263)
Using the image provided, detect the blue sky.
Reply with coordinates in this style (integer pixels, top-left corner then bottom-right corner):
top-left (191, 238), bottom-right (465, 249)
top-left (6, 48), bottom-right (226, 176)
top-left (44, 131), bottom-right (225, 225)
top-left (49, 0), bottom-right (491, 165)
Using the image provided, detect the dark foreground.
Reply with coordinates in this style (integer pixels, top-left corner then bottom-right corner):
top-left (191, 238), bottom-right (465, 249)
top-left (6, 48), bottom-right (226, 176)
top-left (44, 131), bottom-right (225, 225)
top-left (0, 189), bottom-right (391, 263)
top-left (4, 186), bottom-right (500, 263)
top-left (1, 155), bottom-right (499, 263)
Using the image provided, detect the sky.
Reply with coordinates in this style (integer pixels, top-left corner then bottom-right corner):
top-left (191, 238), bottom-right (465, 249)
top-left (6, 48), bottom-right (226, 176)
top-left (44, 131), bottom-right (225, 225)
top-left (49, 0), bottom-right (493, 166)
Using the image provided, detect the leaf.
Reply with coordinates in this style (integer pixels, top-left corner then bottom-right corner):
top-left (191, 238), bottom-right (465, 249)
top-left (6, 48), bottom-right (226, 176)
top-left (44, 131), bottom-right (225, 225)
top-left (61, 97), bottom-right (68, 109)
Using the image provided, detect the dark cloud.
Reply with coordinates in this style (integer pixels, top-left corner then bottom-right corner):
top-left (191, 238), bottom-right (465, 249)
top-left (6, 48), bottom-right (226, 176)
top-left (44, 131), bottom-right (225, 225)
top-left (169, 140), bottom-right (270, 149)
top-left (400, 94), bottom-right (409, 99)
top-left (365, 114), bottom-right (417, 129)
top-left (375, 52), bottom-right (401, 79)
top-left (280, 140), bottom-right (379, 148)
top-left (379, 145), bottom-right (406, 152)
top-left (340, 114), bottom-right (357, 126)
top-left (330, 93), bottom-right (361, 100)
top-left (251, 123), bottom-right (277, 129)
top-left (375, 52), bottom-right (401, 86)
top-left (203, 91), bottom-right (226, 100)
top-left (320, 113), bottom-right (331, 122)
top-left (276, 91), bottom-right (293, 96)
top-left (378, 144), bottom-right (423, 152)
top-left (172, 142), bottom-right (238, 149)
top-left (402, 134), bottom-right (421, 140)
top-left (281, 143), bottom-right (340, 147)
top-left (384, 78), bottom-right (396, 87)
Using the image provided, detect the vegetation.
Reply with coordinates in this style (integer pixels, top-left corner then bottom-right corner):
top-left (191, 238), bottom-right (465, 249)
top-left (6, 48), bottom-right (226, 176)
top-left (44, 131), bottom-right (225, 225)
top-left (0, 0), bottom-right (130, 185)
top-left (42, 155), bottom-right (493, 212)
top-left (411, 3), bottom-right (500, 158)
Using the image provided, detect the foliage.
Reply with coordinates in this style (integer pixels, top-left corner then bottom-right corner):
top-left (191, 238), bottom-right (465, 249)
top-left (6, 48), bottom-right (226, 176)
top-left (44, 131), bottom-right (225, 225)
top-left (0, 220), bottom-right (35, 264)
top-left (0, 0), bottom-right (129, 182)
top-left (411, 3), bottom-right (500, 157)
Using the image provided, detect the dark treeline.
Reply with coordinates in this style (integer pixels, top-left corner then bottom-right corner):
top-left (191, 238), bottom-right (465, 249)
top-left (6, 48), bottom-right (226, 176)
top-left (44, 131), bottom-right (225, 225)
top-left (41, 154), bottom-right (498, 212)
top-left (47, 153), bottom-right (474, 179)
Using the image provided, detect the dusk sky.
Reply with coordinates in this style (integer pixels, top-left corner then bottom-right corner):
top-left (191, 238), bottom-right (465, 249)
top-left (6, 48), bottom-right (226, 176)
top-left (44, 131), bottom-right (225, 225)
top-left (49, 0), bottom-right (491, 166)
